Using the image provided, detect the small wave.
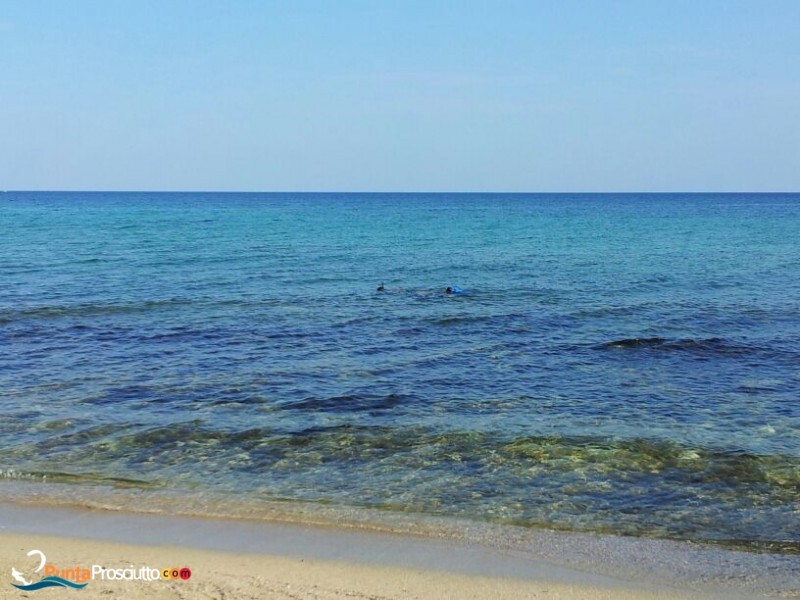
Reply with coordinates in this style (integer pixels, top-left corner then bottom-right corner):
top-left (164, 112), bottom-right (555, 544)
top-left (279, 393), bottom-right (409, 413)
top-left (1, 298), bottom-right (194, 322)
top-left (572, 305), bottom-right (640, 318)
top-left (0, 468), bottom-right (153, 488)
top-left (117, 422), bottom-right (271, 449)
top-left (425, 315), bottom-right (494, 326)
top-left (599, 337), bottom-right (668, 348)
top-left (423, 312), bottom-right (530, 328)
top-left (263, 329), bottom-right (311, 340)
top-left (597, 337), bottom-right (759, 356)
top-left (139, 327), bottom-right (227, 342)
top-left (34, 423), bottom-right (130, 450)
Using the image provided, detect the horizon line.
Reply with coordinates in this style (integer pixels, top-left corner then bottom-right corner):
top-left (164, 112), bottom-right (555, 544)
top-left (3, 189), bottom-right (799, 195)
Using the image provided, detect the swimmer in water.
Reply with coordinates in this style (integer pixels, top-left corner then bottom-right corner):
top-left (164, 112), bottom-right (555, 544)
top-left (379, 284), bottom-right (461, 295)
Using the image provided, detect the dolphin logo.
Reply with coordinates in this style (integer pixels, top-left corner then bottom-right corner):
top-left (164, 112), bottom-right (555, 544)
top-left (11, 568), bottom-right (30, 587)
top-left (10, 549), bottom-right (46, 589)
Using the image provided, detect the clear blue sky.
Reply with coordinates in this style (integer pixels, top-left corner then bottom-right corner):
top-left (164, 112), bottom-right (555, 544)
top-left (1, 1), bottom-right (798, 191)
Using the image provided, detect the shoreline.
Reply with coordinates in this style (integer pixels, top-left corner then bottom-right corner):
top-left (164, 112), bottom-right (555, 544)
top-left (1, 499), bottom-right (798, 598)
top-left (2, 479), bottom-right (797, 555)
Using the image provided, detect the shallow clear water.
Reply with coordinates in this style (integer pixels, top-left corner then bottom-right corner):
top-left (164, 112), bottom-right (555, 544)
top-left (1, 192), bottom-right (799, 546)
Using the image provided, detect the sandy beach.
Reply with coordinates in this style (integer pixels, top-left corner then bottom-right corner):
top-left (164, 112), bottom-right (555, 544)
top-left (0, 531), bottom-right (727, 600)
top-left (2, 501), bottom-right (793, 600)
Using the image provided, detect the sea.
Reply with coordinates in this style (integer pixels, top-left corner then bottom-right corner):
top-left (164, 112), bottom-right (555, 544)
top-left (2, 192), bottom-right (798, 551)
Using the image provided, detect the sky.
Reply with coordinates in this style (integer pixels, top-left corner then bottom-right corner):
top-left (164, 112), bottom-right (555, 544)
top-left (1, 1), bottom-right (799, 192)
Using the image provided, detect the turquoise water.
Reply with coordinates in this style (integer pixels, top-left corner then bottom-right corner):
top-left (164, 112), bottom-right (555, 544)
top-left (1, 192), bottom-right (799, 547)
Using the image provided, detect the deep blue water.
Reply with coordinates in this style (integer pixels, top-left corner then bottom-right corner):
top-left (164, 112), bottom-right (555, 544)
top-left (1, 192), bottom-right (799, 546)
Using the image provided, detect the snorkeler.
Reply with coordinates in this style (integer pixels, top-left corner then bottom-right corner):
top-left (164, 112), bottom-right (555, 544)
top-left (378, 284), bottom-right (466, 295)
